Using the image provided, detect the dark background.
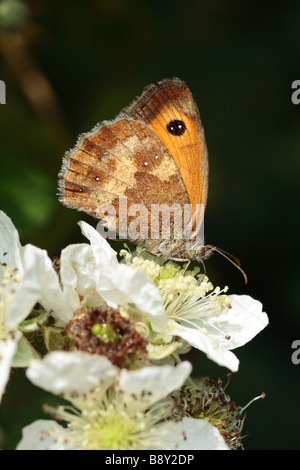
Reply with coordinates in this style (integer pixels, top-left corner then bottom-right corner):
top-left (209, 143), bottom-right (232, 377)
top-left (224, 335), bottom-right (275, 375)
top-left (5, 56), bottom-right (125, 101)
top-left (0, 0), bottom-right (299, 450)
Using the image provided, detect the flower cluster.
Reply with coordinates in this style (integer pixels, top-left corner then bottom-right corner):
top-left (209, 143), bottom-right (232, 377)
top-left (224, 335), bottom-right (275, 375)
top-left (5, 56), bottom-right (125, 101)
top-left (0, 211), bottom-right (269, 450)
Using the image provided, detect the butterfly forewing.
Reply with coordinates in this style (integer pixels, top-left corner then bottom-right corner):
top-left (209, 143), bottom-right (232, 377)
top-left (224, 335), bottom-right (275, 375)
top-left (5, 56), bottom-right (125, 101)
top-left (123, 78), bottom-right (209, 222)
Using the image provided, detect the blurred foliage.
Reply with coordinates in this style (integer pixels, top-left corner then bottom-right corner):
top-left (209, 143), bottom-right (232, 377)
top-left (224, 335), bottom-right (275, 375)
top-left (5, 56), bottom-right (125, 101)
top-left (0, 0), bottom-right (300, 450)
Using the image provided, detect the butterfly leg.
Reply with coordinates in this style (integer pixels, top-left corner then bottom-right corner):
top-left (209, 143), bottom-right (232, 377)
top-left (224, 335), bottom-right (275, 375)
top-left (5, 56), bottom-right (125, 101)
top-left (169, 258), bottom-right (191, 275)
top-left (137, 248), bottom-right (161, 259)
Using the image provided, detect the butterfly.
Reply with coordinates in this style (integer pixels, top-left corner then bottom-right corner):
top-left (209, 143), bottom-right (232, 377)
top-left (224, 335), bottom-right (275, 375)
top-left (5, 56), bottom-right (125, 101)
top-left (58, 78), bottom-right (246, 280)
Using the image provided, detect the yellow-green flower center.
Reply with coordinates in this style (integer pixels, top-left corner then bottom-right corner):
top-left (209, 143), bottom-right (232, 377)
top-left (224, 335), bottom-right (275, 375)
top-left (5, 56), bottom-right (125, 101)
top-left (49, 388), bottom-right (173, 450)
top-left (91, 322), bottom-right (120, 344)
top-left (119, 250), bottom-right (232, 360)
top-left (78, 407), bottom-right (143, 450)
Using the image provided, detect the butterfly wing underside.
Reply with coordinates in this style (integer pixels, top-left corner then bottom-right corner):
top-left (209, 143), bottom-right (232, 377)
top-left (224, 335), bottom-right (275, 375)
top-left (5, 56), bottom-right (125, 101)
top-left (58, 78), bottom-right (208, 247)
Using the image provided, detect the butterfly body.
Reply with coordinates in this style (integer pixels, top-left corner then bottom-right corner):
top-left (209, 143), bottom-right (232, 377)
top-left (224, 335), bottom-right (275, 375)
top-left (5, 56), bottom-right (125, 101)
top-left (133, 238), bottom-right (212, 264)
top-left (59, 78), bottom-right (211, 264)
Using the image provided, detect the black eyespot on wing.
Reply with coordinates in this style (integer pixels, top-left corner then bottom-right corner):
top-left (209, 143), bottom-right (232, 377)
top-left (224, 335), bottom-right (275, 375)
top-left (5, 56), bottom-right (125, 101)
top-left (166, 119), bottom-right (186, 136)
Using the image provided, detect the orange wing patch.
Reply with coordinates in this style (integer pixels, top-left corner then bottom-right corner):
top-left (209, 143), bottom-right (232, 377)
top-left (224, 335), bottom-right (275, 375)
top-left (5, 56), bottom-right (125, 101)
top-left (123, 78), bottom-right (209, 220)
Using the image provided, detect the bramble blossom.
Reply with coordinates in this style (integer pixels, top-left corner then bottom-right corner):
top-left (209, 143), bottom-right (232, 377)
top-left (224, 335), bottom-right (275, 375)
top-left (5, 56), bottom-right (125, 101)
top-left (16, 351), bottom-right (229, 450)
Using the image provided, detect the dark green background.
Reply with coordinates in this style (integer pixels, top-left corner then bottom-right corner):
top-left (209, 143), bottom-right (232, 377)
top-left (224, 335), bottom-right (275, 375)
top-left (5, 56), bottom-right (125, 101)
top-left (0, 0), bottom-right (299, 450)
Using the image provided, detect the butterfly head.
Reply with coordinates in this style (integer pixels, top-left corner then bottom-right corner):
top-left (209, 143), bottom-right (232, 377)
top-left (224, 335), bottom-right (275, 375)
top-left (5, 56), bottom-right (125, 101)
top-left (193, 245), bottom-right (215, 262)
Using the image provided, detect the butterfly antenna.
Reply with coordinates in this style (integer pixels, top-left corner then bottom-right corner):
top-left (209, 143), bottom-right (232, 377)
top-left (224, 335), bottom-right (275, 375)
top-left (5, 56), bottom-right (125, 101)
top-left (206, 245), bottom-right (248, 284)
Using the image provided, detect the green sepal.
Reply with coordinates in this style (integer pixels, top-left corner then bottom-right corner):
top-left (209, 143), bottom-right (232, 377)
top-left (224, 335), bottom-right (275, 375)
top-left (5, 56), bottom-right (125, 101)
top-left (18, 310), bottom-right (51, 333)
top-left (11, 333), bottom-right (40, 367)
top-left (43, 326), bottom-right (74, 352)
top-left (147, 341), bottom-right (181, 360)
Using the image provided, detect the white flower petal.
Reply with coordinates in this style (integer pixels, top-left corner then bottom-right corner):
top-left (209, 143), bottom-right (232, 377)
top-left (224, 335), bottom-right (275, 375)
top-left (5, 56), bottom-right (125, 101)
top-left (79, 222), bottom-right (167, 331)
top-left (0, 334), bottom-right (20, 402)
top-left (168, 320), bottom-right (239, 372)
top-left (79, 220), bottom-right (118, 265)
top-left (0, 212), bottom-right (69, 328)
top-left (208, 294), bottom-right (269, 350)
top-left (16, 420), bottom-right (72, 450)
top-left (100, 263), bottom-right (167, 331)
top-left (154, 417), bottom-right (229, 450)
top-left (0, 211), bottom-right (22, 280)
top-left (6, 245), bottom-right (59, 328)
top-left (26, 351), bottom-right (118, 395)
top-left (39, 221), bottom-right (166, 330)
top-left (36, 251), bottom-right (74, 325)
top-left (60, 243), bottom-right (103, 311)
top-left (119, 361), bottom-right (192, 406)
top-left (40, 242), bottom-right (104, 324)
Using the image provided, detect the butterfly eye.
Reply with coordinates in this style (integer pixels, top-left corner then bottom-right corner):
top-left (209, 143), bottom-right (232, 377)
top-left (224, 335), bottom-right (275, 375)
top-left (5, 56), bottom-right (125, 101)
top-left (166, 119), bottom-right (186, 136)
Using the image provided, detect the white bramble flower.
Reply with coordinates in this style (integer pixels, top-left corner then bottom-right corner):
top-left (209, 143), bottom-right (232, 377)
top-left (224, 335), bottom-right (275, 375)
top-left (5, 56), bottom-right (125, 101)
top-left (38, 221), bottom-right (167, 331)
top-left (120, 250), bottom-right (269, 372)
top-left (0, 211), bottom-right (268, 451)
top-left (19, 219), bottom-right (267, 374)
top-left (0, 211), bottom-right (60, 401)
top-left (16, 351), bottom-right (228, 450)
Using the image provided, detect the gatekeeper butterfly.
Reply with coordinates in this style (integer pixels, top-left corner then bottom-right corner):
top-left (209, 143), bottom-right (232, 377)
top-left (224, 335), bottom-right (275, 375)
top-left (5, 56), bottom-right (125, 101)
top-left (58, 78), bottom-right (246, 279)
